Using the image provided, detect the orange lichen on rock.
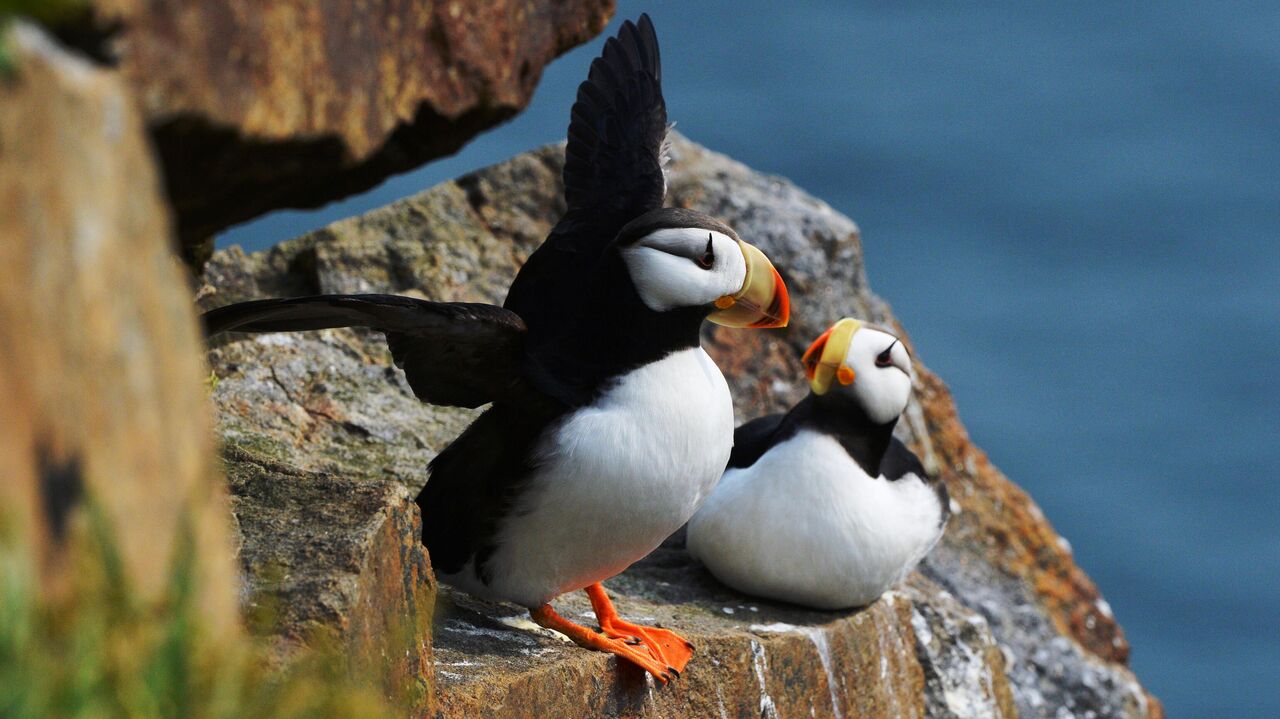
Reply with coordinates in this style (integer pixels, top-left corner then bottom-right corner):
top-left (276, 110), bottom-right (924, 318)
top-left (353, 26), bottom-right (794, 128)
top-left (909, 361), bottom-right (1130, 662)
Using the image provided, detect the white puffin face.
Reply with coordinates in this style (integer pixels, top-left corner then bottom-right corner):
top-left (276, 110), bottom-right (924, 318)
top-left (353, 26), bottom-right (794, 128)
top-left (839, 327), bottom-right (913, 425)
top-left (620, 227), bottom-right (748, 312)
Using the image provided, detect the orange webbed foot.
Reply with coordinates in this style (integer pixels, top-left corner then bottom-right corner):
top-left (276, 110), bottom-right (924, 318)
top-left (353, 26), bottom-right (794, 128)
top-left (600, 619), bottom-right (695, 676)
top-left (529, 604), bottom-right (676, 683)
top-left (585, 582), bottom-right (696, 676)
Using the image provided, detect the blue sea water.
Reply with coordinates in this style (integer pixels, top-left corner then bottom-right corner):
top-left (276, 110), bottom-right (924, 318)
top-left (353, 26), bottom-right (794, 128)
top-left (218, 3), bottom-right (1280, 715)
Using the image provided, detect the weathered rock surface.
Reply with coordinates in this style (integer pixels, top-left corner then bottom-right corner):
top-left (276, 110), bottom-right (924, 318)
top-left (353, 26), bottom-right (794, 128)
top-left (202, 135), bottom-right (1161, 717)
top-left (430, 546), bottom-right (1017, 719)
top-left (225, 445), bottom-right (436, 711)
top-left (56, 0), bottom-right (612, 261)
top-left (0, 22), bottom-right (238, 632)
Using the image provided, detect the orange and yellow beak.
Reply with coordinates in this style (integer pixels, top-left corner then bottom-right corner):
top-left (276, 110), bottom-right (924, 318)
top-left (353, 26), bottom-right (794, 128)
top-left (801, 318), bottom-right (862, 394)
top-left (708, 240), bottom-right (790, 329)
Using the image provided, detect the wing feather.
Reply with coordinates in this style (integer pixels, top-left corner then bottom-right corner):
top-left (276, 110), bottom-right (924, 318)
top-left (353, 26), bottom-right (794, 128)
top-left (727, 414), bottom-right (788, 470)
top-left (505, 14), bottom-right (668, 331)
top-left (202, 294), bottom-right (526, 408)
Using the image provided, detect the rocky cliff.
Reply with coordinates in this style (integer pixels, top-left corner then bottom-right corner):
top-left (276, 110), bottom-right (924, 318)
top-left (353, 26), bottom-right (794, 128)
top-left (3, 5), bottom-right (1161, 714)
top-left (200, 135), bottom-right (1162, 718)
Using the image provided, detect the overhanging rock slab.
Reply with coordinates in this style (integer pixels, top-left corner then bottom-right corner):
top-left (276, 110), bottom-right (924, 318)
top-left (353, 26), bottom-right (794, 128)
top-left (63, 0), bottom-right (614, 259)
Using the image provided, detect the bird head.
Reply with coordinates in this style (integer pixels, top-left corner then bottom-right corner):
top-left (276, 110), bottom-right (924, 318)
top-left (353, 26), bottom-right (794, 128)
top-left (801, 318), bottom-right (913, 425)
top-left (615, 208), bottom-right (789, 328)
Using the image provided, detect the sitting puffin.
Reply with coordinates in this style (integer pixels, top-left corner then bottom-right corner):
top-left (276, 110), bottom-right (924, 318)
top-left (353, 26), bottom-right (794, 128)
top-left (203, 15), bottom-right (789, 682)
top-left (686, 318), bottom-right (947, 610)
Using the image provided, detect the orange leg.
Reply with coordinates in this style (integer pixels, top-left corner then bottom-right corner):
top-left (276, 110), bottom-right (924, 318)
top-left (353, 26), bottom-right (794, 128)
top-left (529, 604), bottom-right (675, 683)
top-left (585, 582), bottom-right (695, 677)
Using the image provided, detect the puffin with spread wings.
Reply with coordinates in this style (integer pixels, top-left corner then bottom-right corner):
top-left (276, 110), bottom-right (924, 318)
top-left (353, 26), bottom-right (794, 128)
top-left (203, 15), bottom-right (789, 682)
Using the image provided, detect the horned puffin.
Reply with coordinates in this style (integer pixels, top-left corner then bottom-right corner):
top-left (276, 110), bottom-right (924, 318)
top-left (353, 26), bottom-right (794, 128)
top-left (202, 15), bottom-right (789, 682)
top-left (686, 318), bottom-right (948, 610)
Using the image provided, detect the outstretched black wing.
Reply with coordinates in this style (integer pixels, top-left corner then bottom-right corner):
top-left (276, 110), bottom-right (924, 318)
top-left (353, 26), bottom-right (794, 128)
top-left (202, 294), bottom-right (526, 408)
top-left (562, 13), bottom-right (667, 225)
top-left (504, 14), bottom-right (668, 334)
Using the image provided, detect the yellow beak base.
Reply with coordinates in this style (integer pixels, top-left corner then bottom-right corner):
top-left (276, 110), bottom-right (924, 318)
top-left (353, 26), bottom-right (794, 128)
top-left (801, 318), bottom-right (862, 394)
top-left (707, 240), bottom-right (790, 329)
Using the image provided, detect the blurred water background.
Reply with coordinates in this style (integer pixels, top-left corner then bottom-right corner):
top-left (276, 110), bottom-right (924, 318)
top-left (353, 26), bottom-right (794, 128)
top-left (218, 3), bottom-right (1280, 715)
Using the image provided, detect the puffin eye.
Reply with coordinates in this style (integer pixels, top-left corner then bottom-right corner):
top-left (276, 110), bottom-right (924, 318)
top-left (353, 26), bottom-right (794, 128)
top-left (875, 341), bottom-right (898, 368)
top-left (695, 234), bottom-right (715, 269)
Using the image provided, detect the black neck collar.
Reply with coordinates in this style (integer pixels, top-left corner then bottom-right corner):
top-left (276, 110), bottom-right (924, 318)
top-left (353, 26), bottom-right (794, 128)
top-left (782, 392), bottom-right (898, 476)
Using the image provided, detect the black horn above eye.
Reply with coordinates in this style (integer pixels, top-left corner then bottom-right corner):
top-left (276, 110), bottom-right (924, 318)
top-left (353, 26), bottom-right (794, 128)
top-left (875, 340), bottom-right (898, 367)
top-left (696, 233), bottom-right (715, 269)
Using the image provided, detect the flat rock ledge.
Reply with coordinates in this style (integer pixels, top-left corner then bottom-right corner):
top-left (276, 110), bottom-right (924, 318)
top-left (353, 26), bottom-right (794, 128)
top-left (202, 136), bottom-right (1161, 718)
top-left (432, 540), bottom-right (1015, 719)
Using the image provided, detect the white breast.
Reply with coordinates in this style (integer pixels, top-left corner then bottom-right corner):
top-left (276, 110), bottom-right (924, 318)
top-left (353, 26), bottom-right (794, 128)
top-left (686, 430), bottom-right (945, 610)
top-left (459, 347), bottom-right (734, 608)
